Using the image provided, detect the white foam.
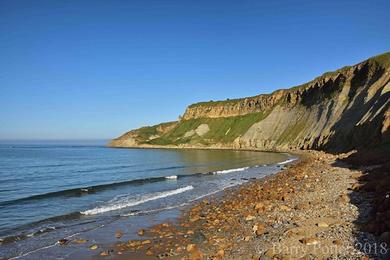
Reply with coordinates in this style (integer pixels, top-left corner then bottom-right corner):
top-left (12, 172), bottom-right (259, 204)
top-left (122, 183), bottom-right (239, 217)
top-left (81, 185), bottom-right (194, 215)
top-left (165, 175), bottom-right (178, 179)
top-left (214, 166), bottom-right (249, 174)
top-left (277, 158), bottom-right (297, 165)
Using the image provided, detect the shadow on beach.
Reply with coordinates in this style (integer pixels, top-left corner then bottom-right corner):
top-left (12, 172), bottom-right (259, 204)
top-left (334, 148), bottom-right (390, 259)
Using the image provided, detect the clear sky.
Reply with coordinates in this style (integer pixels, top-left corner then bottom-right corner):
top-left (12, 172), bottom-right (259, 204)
top-left (1, 0), bottom-right (389, 140)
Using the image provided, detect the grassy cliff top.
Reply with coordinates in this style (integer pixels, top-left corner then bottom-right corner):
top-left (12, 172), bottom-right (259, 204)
top-left (188, 51), bottom-right (390, 109)
top-left (370, 51), bottom-right (390, 68)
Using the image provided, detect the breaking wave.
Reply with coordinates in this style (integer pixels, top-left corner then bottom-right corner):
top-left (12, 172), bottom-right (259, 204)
top-left (81, 185), bottom-right (194, 215)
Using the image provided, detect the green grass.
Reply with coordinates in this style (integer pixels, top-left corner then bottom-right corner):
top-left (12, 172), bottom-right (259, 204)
top-left (369, 51), bottom-right (390, 69)
top-left (133, 121), bottom-right (177, 142)
top-left (188, 95), bottom-right (265, 108)
top-left (146, 112), bottom-right (268, 145)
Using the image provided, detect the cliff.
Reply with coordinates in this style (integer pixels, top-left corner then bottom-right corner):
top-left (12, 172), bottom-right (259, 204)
top-left (109, 52), bottom-right (390, 152)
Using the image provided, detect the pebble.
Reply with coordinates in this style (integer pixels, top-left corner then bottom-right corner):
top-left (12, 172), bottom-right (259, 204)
top-left (244, 236), bottom-right (251, 241)
top-left (58, 239), bottom-right (69, 245)
top-left (316, 222), bottom-right (329, 228)
top-left (245, 215), bottom-right (256, 221)
top-left (333, 239), bottom-right (342, 246)
top-left (253, 223), bottom-right (266, 236)
top-left (300, 237), bottom-right (319, 245)
top-left (338, 194), bottom-right (350, 203)
top-left (115, 230), bottom-right (123, 239)
top-left (89, 244), bottom-right (99, 250)
top-left (186, 243), bottom-right (196, 252)
top-left (217, 249), bottom-right (225, 257)
top-left (142, 239), bottom-right (151, 245)
top-left (279, 205), bottom-right (292, 211)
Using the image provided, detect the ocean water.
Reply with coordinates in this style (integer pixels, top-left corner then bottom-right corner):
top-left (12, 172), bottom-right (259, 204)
top-left (0, 141), bottom-right (294, 259)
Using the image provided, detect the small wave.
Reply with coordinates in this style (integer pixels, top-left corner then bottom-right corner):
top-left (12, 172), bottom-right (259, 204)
top-left (277, 158), bottom-right (297, 165)
top-left (0, 176), bottom-right (171, 206)
top-left (81, 185), bottom-right (194, 215)
top-left (0, 211), bottom-right (86, 245)
top-left (122, 181), bottom-right (243, 217)
top-left (213, 166), bottom-right (250, 174)
top-left (7, 222), bottom-right (107, 260)
top-left (0, 165), bottom-right (261, 207)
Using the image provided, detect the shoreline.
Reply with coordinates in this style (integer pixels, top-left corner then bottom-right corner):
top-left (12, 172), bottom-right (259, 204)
top-left (0, 149), bottom-right (290, 259)
top-left (89, 149), bottom-right (388, 259)
top-left (107, 142), bottom-right (294, 154)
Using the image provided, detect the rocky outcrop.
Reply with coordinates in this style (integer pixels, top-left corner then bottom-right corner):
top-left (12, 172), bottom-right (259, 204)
top-left (182, 90), bottom-right (286, 119)
top-left (109, 52), bottom-right (390, 152)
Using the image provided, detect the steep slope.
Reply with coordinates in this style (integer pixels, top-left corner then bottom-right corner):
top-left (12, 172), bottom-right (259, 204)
top-left (109, 52), bottom-right (390, 152)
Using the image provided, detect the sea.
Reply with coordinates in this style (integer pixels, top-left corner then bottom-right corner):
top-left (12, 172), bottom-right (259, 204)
top-left (0, 140), bottom-right (296, 259)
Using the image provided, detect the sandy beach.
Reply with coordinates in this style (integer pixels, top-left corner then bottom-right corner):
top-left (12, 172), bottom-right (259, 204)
top-left (86, 150), bottom-right (389, 259)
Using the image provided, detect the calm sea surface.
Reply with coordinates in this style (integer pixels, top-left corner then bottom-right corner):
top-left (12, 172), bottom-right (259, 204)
top-left (0, 141), bottom-right (294, 259)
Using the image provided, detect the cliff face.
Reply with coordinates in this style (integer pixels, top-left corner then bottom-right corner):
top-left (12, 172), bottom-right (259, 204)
top-left (109, 52), bottom-right (390, 152)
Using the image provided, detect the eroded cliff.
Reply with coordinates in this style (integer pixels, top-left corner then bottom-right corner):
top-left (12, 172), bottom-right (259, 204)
top-left (109, 52), bottom-right (390, 152)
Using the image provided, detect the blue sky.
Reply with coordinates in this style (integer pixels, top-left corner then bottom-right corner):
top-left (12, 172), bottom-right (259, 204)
top-left (1, 0), bottom-right (389, 140)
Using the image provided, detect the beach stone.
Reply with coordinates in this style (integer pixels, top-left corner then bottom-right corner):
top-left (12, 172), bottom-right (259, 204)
top-left (255, 202), bottom-right (265, 211)
top-left (58, 239), bottom-right (69, 245)
top-left (338, 194), bottom-right (350, 203)
top-left (146, 250), bottom-right (153, 256)
top-left (186, 243), bottom-right (196, 252)
top-left (217, 249), bottom-right (225, 257)
top-left (190, 215), bottom-right (200, 222)
top-left (138, 229), bottom-right (145, 236)
top-left (115, 230), bottom-right (123, 239)
top-left (253, 223), bottom-right (266, 236)
top-left (316, 222), bottom-right (329, 228)
top-left (142, 239), bottom-right (151, 245)
top-left (189, 249), bottom-right (204, 260)
top-left (279, 205), bottom-right (292, 211)
top-left (264, 248), bottom-right (277, 257)
top-left (281, 194), bottom-right (290, 201)
top-left (89, 244), bottom-right (99, 250)
top-left (245, 215), bottom-right (256, 221)
top-left (351, 183), bottom-right (362, 191)
top-left (300, 237), bottom-right (319, 245)
top-left (295, 203), bottom-right (309, 210)
top-left (351, 172), bottom-right (363, 179)
top-left (100, 251), bottom-right (109, 256)
top-left (333, 239), bottom-right (343, 246)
